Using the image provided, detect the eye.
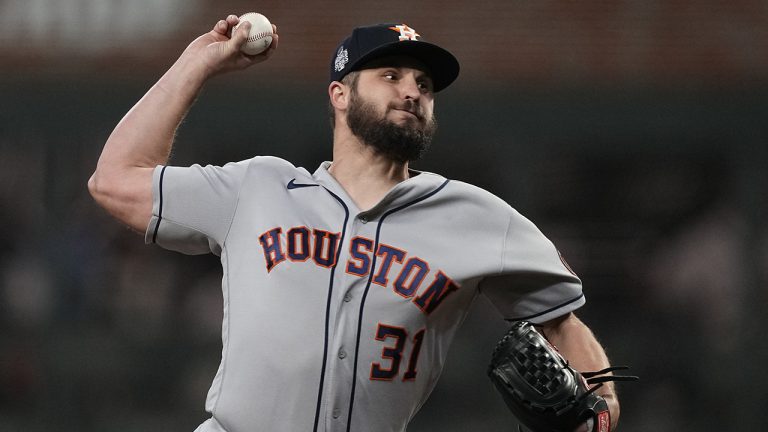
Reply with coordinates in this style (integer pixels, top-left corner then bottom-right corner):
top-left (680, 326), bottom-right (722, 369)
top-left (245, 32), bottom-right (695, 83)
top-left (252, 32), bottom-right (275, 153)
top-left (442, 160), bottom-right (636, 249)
top-left (383, 71), bottom-right (399, 81)
top-left (417, 79), bottom-right (434, 93)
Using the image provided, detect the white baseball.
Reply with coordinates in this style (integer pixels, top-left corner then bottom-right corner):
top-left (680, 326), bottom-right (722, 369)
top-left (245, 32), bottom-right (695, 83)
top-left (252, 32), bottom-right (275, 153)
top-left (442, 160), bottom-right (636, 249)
top-left (234, 12), bottom-right (273, 55)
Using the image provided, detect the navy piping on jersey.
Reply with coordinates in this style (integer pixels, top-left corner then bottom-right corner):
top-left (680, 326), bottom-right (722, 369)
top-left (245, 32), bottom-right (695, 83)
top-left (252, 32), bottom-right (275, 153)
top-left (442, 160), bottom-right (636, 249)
top-left (151, 166), bottom-right (167, 244)
top-left (313, 187), bottom-right (350, 432)
top-left (509, 292), bottom-right (585, 322)
top-left (346, 179), bottom-right (450, 432)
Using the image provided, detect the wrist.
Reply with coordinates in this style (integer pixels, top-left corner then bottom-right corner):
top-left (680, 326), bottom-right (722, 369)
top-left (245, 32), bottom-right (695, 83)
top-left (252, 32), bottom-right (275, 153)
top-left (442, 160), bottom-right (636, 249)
top-left (600, 392), bottom-right (620, 430)
top-left (157, 53), bottom-right (210, 98)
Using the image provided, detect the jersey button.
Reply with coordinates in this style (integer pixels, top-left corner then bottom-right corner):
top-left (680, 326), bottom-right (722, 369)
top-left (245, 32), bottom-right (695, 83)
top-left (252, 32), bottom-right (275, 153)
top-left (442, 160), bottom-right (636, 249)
top-left (359, 216), bottom-right (368, 224)
top-left (343, 293), bottom-right (352, 302)
top-left (338, 348), bottom-right (347, 359)
top-left (332, 409), bottom-right (341, 419)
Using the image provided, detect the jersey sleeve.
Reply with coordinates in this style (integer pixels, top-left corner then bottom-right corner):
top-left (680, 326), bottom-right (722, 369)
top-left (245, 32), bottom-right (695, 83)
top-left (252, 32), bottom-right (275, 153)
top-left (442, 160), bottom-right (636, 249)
top-left (479, 208), bottom-right (585, 323)
top-left (144, 159), bottom-right (252, 256)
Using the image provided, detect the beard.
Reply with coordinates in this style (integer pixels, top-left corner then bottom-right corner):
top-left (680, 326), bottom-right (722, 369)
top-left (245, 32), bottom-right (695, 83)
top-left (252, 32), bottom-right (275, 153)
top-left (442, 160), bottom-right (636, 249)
top-left (346, 91), bottom-right (437, 163)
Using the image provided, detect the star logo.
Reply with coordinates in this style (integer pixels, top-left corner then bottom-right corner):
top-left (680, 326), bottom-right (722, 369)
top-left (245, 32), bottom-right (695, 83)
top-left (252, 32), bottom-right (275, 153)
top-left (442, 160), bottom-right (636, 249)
top-left (388, 24), bottom-right (420, 41)
top-left (334, 46), bottom-right (349, 72)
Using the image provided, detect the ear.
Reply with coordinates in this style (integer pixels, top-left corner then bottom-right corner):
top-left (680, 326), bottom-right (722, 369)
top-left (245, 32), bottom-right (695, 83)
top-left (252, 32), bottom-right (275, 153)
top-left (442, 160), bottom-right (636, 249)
top-left (328, 81), bottom-right (349, 111)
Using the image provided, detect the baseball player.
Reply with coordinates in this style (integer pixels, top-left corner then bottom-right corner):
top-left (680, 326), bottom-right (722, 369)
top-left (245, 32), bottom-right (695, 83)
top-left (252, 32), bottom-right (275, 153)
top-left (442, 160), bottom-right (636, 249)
top-left (89, 15), bottom-right (622, 432)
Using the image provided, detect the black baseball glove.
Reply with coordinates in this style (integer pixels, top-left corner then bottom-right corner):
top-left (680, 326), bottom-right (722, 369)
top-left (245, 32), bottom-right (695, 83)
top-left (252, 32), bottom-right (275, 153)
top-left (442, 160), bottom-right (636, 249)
top-left (487, 321), bottom-right (637, 432)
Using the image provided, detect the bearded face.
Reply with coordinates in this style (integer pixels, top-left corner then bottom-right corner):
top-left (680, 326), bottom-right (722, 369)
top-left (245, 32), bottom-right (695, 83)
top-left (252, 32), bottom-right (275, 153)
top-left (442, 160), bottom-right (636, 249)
top-left (345, 84), bottom-right (438, 163)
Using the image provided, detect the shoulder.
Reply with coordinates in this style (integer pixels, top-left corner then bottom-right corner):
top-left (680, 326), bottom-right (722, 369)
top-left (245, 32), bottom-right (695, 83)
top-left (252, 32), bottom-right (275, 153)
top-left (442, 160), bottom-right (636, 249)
top-left (245, 155), bottom-right (300, 171)
top-left (445, 181), bottom-right (554, 244)
top-left (239, 156), bottom-right (313, 180)
top-left (441, 178), bottom-right (515, 214)
top-left (416, 177), bottom-right (521, 233)
top-left (439, 179), bottom-right (554, 240)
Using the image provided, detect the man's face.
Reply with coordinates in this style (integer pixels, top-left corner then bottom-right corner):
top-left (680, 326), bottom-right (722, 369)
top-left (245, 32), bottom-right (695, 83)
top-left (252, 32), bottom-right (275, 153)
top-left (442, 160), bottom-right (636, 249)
top-left (345, 56), bottom-right (438, 163)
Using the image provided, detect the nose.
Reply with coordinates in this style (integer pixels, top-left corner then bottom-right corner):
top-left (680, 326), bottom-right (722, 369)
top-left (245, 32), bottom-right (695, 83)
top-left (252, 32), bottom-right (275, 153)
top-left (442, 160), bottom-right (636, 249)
top-left (399, 74), bottom-right (421, 100)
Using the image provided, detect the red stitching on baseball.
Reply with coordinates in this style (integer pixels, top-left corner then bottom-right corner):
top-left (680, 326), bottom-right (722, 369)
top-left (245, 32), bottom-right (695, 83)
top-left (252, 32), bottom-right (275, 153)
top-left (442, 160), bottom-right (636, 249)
top-left (248, 32), bottom-right (271, 42)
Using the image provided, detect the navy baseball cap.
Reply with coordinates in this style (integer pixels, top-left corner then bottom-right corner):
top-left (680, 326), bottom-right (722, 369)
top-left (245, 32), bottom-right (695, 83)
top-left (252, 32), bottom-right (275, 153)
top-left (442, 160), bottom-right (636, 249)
top-left (330, 23), bottom-right (460, 92)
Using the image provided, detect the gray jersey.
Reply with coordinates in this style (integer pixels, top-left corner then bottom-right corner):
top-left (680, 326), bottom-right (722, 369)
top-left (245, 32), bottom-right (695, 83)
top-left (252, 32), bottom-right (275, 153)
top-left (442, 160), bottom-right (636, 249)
top-left (146, 157), bottom-right (584, 432)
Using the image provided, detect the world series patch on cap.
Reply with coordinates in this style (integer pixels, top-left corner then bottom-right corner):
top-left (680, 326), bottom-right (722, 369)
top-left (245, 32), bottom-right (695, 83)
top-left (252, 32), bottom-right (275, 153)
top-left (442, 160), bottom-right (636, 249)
top-left (330, 23), bottom-right (460, 92)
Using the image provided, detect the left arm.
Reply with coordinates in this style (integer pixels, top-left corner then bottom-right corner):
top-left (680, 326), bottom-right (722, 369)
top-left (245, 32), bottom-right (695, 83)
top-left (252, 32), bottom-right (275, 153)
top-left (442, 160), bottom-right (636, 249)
top-left (540, 312), bottom-right (620, 431)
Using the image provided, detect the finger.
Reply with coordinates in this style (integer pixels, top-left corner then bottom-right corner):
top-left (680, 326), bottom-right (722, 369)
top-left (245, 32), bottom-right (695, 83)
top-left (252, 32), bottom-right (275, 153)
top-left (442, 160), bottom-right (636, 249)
top-left (213, 19), bottom-right (228, 35)
top-left (269, 32), bottom-right (278, 51)
top-left (222, 14), bottom-right (239, 38)
top-left (267, 24), bottom-right (278, 50)
top-left (231, 20), bottom-right (251, 47)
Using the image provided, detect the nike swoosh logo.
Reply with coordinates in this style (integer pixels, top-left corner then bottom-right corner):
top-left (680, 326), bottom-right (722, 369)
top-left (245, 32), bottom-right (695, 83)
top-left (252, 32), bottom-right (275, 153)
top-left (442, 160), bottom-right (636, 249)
top-left (287, 178), bottom-right (319, 190)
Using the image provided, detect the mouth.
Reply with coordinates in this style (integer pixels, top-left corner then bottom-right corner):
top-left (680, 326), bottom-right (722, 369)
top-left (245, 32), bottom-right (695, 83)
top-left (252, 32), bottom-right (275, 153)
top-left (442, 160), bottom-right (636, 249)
top-left (392, 107), bottom-right (422, 122)
top-left (388, 99), bottom-right (424, 121)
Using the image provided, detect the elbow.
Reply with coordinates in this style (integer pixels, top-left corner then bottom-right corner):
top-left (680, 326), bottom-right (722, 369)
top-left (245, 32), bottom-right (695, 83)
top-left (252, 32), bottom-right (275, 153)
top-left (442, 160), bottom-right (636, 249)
top-left (88, 167), bottom-right (122, 210)
top-left (88, 169), bottom-right (107, 206)
top-left (87, 172), bottom-right (98, 199)
top-left (85, 166), bottom-right (153, 234)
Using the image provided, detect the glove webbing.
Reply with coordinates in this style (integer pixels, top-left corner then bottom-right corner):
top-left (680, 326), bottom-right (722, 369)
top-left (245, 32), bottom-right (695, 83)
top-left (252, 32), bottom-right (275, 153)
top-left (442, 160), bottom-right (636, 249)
top-left (578, 366), bottom-right (639, 400)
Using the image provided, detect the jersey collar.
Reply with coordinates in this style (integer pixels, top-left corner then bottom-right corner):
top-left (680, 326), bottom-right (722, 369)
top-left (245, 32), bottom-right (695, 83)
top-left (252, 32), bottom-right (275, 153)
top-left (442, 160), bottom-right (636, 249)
top-left (312, 161), bottom-right (448, 219)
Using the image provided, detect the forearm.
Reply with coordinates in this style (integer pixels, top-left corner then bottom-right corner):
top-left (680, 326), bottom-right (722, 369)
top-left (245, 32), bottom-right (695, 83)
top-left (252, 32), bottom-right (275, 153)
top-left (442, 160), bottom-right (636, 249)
top-left (540, 313), bottom-right (620, 429)
top-left (96, 56), bottom-right (208, 174)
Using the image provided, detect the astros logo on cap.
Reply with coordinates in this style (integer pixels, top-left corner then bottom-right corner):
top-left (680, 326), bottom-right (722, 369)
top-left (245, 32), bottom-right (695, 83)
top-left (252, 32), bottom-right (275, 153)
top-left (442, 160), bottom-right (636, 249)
top-left (388, 24), bottom-right (420, 41)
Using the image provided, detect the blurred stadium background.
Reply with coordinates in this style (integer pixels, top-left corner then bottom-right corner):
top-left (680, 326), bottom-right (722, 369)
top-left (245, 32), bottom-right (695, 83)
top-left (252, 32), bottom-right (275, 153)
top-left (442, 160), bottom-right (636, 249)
top-left (1, 0), bottom-right (766, 430)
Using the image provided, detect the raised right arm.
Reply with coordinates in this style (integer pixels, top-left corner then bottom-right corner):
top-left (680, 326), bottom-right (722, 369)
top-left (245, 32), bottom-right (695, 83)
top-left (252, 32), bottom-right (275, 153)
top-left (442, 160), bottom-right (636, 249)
top-left (88, 15), bottom-right (278, 233)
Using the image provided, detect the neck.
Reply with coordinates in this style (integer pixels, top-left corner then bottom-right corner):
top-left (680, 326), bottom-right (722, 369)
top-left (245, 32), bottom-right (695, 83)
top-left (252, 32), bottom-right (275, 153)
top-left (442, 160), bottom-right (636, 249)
top-left (329, 130), bottom-right (410, 211)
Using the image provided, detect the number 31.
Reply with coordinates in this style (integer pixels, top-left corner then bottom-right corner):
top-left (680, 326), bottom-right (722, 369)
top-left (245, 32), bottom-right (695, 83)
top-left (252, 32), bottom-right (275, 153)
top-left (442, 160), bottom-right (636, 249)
top-left (370, 324), bottom-right (426, 381)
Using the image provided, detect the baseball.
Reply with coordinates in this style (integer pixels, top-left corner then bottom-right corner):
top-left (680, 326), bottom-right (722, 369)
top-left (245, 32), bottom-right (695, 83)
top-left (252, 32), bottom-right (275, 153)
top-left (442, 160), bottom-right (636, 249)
top-left (234, 12), bottom-right (273, 55)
